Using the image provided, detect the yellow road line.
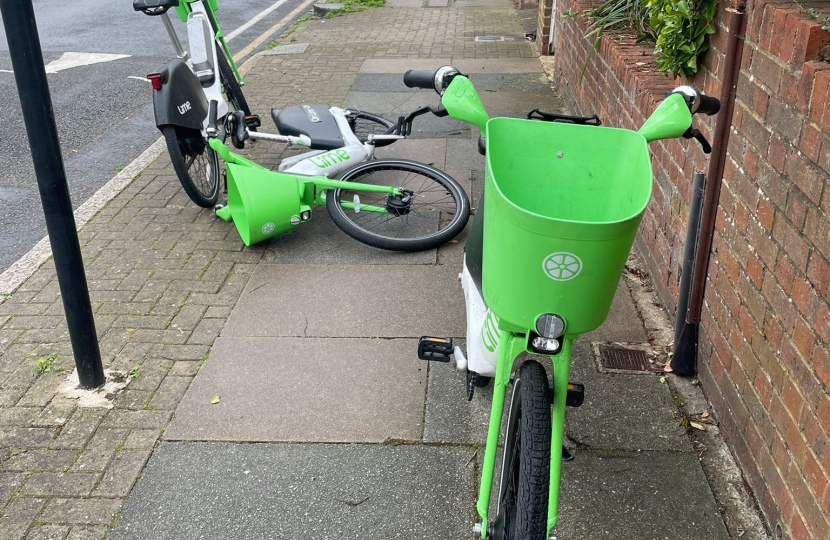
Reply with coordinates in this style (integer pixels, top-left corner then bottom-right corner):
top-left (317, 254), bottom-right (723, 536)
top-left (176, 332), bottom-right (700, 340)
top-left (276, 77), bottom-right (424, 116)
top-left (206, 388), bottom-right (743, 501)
top-left (232, 0), bottom-right (318, 62)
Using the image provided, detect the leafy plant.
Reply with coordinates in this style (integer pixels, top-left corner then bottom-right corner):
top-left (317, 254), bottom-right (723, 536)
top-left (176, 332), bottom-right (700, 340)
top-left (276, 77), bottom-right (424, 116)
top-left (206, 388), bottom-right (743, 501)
top-left (129, 364), bottom-right (141, 379)
top-left (564, 0), bottom-right (655, 81)
top-left (643, 0), bottom-right (718, 78)
top-left (36, 353), bottom-right (57, 374)
top-left (326, 0), bottom-right (385, 17)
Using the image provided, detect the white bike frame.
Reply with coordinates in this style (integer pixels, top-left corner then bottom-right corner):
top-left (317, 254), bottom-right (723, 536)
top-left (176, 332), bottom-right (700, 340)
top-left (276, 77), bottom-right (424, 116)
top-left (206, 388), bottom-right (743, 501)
top-left (158, 4), bottom-right (229, 131)
top-left (243, 106), bottom-right (402, 177)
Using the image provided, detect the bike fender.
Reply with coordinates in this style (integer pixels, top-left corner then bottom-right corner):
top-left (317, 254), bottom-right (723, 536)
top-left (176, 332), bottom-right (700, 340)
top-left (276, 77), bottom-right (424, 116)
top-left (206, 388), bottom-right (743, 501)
top-left (151, 58), bottom-right (209, 131)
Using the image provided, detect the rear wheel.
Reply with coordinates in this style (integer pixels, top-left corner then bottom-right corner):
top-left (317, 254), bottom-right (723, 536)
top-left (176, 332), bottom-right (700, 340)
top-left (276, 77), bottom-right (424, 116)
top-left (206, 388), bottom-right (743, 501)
top-left (161, 125), bottom-right (219, 207)
top-left (346, 110), bottom-right (395, 147)
top-left (496, 360), bottom-right (551, 540)
top-left (325, 159), bottom-right (469, 252)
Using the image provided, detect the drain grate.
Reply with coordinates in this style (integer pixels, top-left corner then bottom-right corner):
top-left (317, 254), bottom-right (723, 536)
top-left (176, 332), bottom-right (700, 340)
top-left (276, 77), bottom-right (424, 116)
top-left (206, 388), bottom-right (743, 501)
top-left (599, 346), bottom-right (649, 371)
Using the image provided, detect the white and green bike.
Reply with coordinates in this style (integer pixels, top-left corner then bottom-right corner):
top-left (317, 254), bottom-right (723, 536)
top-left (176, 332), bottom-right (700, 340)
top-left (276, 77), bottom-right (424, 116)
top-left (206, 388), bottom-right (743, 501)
top-left (413, 67), bottom-right (720, 539)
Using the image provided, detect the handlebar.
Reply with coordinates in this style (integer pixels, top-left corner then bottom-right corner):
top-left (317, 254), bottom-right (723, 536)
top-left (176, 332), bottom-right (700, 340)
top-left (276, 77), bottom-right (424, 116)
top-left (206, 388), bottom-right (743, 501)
top-left (403, 70), bottom-right (437, 91)
top-left (696, 94), bottom-right (721, 116)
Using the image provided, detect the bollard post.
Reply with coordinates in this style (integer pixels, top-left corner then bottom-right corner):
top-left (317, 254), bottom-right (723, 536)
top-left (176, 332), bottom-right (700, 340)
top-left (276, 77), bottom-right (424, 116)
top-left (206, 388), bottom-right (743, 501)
top-left (0, 0), bottom-right (105, 388)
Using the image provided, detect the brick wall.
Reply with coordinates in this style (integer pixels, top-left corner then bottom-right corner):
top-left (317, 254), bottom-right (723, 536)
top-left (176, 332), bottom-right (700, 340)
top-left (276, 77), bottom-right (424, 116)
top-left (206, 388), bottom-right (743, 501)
top-left (554, 1), bottom-right (830, 538)
top-left (538, 0), bottom-right (555, 55)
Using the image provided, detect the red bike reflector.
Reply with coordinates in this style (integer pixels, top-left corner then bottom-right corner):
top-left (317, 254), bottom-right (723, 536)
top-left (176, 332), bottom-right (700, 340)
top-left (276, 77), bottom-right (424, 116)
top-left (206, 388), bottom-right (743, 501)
top-left (147, 74), bottom-right (162, 90)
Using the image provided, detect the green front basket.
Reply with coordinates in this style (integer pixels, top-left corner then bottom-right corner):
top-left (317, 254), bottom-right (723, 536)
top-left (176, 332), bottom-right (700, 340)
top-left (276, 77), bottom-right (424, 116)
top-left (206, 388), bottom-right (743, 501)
top-left (482, 118), bottom-right (653, 337)
top-left (225, 164), bottom-right (303, 246)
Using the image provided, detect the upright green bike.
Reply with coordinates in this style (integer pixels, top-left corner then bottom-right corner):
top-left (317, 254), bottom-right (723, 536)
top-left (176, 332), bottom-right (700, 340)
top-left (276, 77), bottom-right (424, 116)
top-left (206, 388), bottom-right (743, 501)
top-left (412, 67), bottom-right (720, 539)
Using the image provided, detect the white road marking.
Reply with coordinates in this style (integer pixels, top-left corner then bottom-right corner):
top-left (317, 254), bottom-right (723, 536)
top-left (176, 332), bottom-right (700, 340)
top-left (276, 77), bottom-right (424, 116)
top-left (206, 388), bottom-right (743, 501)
top-left (224, 0), bottom-right (291, 42)
top-left (0, 69), bottom-right (12, 73)
top-left (233, 0), bottom-right (317, 62)
top-left (44, 52), bottom-right (130, 74)
top-left (128, 76), bottom-right (150, 82)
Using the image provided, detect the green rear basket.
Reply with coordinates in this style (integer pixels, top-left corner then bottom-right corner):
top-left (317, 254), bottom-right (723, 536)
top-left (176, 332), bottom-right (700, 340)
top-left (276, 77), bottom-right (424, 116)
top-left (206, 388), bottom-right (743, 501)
top-left (483, 117), bottom-right (652, 337)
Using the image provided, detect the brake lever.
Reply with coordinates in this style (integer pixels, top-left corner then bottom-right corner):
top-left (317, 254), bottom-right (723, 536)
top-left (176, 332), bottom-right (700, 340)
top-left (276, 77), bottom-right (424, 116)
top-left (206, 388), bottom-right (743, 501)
top-left (683, 126), bottom-right (712, 154)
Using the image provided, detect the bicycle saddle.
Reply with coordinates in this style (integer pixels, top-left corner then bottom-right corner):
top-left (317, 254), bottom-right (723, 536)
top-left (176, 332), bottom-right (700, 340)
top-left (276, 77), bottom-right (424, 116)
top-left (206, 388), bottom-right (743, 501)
top-left (271, 105), bottom-right (344, 151)
top-left (133, 0), bottom-right (180, 14)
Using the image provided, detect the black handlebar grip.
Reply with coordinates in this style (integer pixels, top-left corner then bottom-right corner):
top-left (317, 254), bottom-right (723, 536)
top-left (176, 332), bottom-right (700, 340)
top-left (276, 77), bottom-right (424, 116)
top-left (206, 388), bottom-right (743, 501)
top-left (696, 94), bottom-right (721, 115)
top-left (403, 69), bottom-right (436, 90)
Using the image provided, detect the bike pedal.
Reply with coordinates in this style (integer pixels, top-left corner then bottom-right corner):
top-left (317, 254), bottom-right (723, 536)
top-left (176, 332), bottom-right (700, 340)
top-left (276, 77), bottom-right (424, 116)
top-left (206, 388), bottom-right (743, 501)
top-left (566, 383), bottom-right (584, 407)
top-left (244, 114), bottom-right (262, 128)
top-left (418, 336), bottom-right (453, 362)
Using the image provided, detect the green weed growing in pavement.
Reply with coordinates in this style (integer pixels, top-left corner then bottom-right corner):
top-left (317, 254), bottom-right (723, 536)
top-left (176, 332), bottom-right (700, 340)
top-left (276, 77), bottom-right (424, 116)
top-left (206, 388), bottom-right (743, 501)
top-left (115, 165), bottom-right (124, 172)
top-left (129, 364), bottom-right (141, 379)
top-left (36, 353), bottom-right (57, 374)
top-left (326, 0), bottom-right (385, 18)
top-left (2, 294), bottom-right (11, 300)
top-left (264, 39), bottom-right (280, 50)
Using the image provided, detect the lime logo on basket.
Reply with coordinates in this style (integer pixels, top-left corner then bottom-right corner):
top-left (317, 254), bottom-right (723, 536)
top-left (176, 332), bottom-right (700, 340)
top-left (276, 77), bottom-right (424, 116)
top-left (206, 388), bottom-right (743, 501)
top-left (543, 252), bottom-right (582, 281)
top-left (262, 222), bottom-right (275, 235)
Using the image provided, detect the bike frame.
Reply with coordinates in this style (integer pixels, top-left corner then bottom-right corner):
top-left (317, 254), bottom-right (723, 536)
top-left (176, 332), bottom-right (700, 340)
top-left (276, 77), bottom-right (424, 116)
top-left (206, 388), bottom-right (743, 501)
top-left (434, 74), bottom-right (697, 538)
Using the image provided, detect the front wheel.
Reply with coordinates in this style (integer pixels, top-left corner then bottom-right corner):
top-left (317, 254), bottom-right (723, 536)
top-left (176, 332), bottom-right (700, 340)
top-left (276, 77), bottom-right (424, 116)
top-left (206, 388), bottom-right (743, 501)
top-left (326, 159), bottom-right (470, 252)
top-left (215, 43), bottom-right (252, 117)
top-left (496, 360), bottom-right (552, 540)
top-left (161, 125), bottom-right (220, 208)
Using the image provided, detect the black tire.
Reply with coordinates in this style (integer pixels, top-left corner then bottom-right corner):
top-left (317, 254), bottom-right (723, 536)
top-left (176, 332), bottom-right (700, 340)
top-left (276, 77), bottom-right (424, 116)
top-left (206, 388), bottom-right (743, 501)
top-left (215, 43), bottom-right (251, 117)
top-left (326, 159), bottom-right (470, 252)
top-left (497, 360), bottom-right (552, 540)
top-left (346, 110), bottom-right (396, 147)
top-left (161, 125), bottom-right (220, 207)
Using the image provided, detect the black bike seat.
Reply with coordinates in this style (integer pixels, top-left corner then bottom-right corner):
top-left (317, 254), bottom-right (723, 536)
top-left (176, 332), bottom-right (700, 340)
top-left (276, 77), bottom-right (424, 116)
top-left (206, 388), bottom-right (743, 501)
top-left (272, 105), bottom-right (344, 151)
top-left (133, 0), bottom-right (180, 14)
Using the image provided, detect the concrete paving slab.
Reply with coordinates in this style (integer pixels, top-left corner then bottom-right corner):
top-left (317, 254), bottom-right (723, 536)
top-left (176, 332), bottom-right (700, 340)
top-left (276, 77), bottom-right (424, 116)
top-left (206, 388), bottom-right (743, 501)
top-left (423, 359), bottom-right (493, 444)
top-left (343, 91), bottom-right (431, 115)
top-left (262, 211), bottom-right (437, 265)
top-left (375, 138), bottom-right (447, 168)
top-left (360, 59), bottom-right (453, 73)
top-left (446, 138), bottom-right (483, 171)
top-left (583, 283), bottom-right (649, 342)
top-left (385, 0), bottom-right (424, 5)
top-left (351, 73), bottom-right (550, 93)
top-left (110, 442), bottom-right (476, 540)
top-left (222, 264), bottom-right (466, 338)
top-left (165, 337), bottom-right (427, 443)
top-left (479, 91), bottom-right (564, 112)
top-left (565, 343), bottom-right (691, 452)
top-left (556, 451), bottom-right (730, 540)
top-left (259, 43), bottom-right (310, 55)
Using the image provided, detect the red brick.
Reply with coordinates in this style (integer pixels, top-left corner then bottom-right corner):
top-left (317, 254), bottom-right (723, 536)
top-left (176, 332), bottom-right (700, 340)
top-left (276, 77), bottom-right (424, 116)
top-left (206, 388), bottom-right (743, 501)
top-left (789, 511), bottom-right (810, 540)
top-left (757, 198), bottom-right (775, 230)
top-left (747, 253), bottom-right (765, 287)
top-left (792, 277), bottom-right (813, 316)
top-left (814, 344), bottom-right (830, 390)
top-left (807, 253), bottom-right (830, 296)
top-left (819, 393), bottom-right (830, 434)
top-left (785, 193), bottom-right (809, 231)
top-left (775, 253), bottom-right (797, 294)
top-left (750, 50), bottom-right (783, 93)
top-left (768, 136), bottom-right (788, 172)
top-left (799, 122), bottom-right (822, 163)
top-left (803, 451), bottom-right (828, 499)
top-left (816, 308), bottom-right (830, 345)
top-left (792, 17), bottom-right (830, 66)
top-left (792, 316), bottom-right (816, 359)
top-left (810, 69), bottom-right (830, 126)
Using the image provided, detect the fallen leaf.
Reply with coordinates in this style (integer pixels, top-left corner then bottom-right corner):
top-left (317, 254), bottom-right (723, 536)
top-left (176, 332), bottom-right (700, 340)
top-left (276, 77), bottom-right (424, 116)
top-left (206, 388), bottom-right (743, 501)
top-left (660, 377), bottom-right (666, 384)
top-left (702, 410), bottom-right (709, 418)
top-left (689, 421), bottom-right (706, 431)
top-left (210, 394), bottom-right (221, 404)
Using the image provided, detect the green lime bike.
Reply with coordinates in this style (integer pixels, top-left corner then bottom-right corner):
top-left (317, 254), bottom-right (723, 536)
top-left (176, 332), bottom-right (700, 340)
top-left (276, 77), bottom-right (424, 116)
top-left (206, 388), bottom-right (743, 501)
top-left (411, 67), bottom-right (720, 539)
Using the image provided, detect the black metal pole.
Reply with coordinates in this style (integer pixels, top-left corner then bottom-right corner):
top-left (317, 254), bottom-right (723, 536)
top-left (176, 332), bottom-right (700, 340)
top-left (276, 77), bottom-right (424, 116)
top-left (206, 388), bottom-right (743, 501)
top-left (671, 172), bottom-right (706, 376)
top-left (1, 0), bottom-right (104, 388)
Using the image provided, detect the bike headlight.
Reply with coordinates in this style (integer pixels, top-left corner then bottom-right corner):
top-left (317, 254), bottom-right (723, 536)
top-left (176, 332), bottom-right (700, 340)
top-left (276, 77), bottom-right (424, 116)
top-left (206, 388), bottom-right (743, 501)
top-left (535, 314), bottom-right (565, 339)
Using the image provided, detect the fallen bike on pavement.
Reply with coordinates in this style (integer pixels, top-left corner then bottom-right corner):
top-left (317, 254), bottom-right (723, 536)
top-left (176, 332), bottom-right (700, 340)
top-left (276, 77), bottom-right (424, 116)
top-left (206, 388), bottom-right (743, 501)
top-left (207, 102), bottom-right (470, 251)
top-left (410, 66), bottom-right (720, 539)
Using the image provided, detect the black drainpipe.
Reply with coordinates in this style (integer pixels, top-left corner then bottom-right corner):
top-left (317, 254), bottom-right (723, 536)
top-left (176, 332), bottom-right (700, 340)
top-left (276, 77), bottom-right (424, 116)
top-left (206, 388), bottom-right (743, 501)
top-left (671, 7), bottom-right (747, 376)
